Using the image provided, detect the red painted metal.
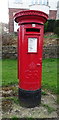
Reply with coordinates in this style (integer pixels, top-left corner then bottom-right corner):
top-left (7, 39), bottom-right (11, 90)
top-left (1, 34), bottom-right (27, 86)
top-left (14, 10), bottom-right (48, 91)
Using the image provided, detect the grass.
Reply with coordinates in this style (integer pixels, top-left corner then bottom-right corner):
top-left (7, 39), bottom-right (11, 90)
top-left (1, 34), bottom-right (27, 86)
top-left (42, 58), bottom-right (58, 94)
top-left (42, 103), bottom-right (56, 113)
top-left (11, 116), bottom-right (18, 120)
top-left (2, 58), bottom-right (58, 94)
top-left (2, 59), bottom-right (18, 86)
top-left (3, 97), bottom-right (19, 105)
top-left (11, 117), bottom-right (34, 120)
top-left (41, 91), bottom-right (47, 95)
top-left (0, 59), bottom-right (2, 86)
top-left (44, 34), bottom-right (59, 39)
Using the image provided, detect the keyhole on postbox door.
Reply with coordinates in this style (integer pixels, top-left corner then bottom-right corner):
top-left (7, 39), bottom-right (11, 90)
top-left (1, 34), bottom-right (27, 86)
top-left (37, 63), bottom-right (40, 66)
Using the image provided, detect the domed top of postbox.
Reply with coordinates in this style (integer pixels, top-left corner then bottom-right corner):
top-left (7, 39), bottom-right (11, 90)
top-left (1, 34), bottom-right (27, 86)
top-left (14, 10), bottom-right (48, 25)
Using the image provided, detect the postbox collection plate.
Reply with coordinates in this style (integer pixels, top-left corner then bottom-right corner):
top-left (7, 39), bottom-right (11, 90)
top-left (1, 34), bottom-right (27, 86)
top-left (28, 38), bottom-right (37, 53)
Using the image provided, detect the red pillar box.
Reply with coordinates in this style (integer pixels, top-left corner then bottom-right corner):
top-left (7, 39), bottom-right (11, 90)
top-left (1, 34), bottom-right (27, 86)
top-left (14, 10), bottom-right (48, 107)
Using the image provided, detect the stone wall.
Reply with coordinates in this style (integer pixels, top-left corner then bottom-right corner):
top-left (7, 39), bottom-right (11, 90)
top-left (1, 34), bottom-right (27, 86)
top-left (43, 45), bottom-right (59, 58)
top-left (2, 46), bottom-right (17, 59)
top-left (2, 45), bottom-right (59, 59)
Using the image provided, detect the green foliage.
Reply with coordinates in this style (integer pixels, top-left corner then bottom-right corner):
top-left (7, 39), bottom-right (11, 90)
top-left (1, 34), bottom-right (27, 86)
top-left (42, 91), bottom-right (47, 95)
top-left (42, 103), bottom-right (56, 113)
top-left (26, 118), bottom-right (34, 120)
top-left (54, 20), bottom-right (59, 27)
top-left (57, 58), bottom-right (59, 94)
top-left (54, 27), bottom-right (59, 37)
top-left (44, 34), bottom-right (58, 39)
top-left (47, 19), bottom-right (55, 32)
top-left (12, 97), bottom-right (19, 104)
top-left (12, 116), bottom-right (18, 120)
top-left (44, 19), bottom-right (59, 36)
top-left (44, 21), bottom-right (48, 33)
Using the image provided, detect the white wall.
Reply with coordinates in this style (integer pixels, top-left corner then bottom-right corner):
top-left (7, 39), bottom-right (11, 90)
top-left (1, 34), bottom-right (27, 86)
top-left (56, 8), bottom-right (59, 19)
top-left (8, 0), bottom-right (29, 9)
top-left (56, 1), bottom-right (59, 19)
top-left (8, 0), bottom-right (49, 14)
top-left (29, 4), bottom-right (49, 15)
top-left (14, 21), bottom-right (19, 32)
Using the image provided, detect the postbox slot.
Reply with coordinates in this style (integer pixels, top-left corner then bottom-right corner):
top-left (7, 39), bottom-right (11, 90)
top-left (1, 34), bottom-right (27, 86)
top-left (26, 28), bottom-right (40, 32)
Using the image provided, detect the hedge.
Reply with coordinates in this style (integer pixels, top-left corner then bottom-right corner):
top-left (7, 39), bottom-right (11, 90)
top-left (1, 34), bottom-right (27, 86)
top-left (44, 19), bottom-right (59, 36)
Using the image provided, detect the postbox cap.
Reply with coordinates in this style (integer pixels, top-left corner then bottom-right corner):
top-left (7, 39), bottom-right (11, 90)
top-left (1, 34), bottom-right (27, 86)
top-left (14, 10), bottom-right (48, 25)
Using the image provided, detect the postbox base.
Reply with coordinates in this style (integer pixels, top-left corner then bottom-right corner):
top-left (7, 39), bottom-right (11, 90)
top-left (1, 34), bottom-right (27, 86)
top-left (18, 88), bottom-right (41, 108)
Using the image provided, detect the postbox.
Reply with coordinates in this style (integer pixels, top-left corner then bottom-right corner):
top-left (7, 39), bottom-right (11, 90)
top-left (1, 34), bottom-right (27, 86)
top-left (14, 10), bottom-right (48, 107)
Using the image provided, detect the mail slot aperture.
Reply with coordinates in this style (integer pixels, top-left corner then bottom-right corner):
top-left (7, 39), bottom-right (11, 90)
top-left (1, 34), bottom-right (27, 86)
top-left (26, 28), bottom-right (40, 32)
